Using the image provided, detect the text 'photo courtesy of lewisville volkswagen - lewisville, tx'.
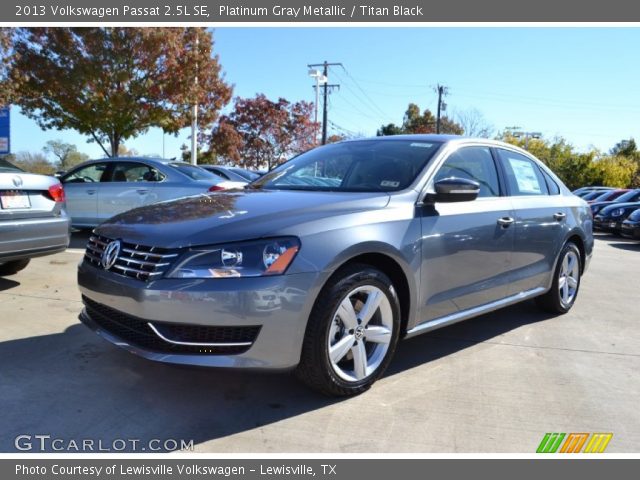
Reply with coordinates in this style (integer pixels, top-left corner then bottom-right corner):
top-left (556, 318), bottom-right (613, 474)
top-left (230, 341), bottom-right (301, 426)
top-left (0, 2), bottom-right (639, 474)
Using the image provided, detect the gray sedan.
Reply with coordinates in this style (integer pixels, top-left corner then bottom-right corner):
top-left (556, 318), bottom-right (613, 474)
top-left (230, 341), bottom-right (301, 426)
top-left (61, 157), bottom-right (246, 228)
top-left (77, 135), bottom-right (593, 396)
top-left (0, 157), bottom-right (70, 275)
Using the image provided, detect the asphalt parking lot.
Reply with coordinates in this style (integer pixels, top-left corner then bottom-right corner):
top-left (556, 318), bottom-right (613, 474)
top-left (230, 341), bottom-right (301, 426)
top-left (1, 233), bottom-right (639, 453)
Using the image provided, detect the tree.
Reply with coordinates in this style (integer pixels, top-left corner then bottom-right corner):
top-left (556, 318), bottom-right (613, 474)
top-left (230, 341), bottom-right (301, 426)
top-left (5, 28), bottom-right (232, 157)
top-left (326, 134), bottom-right (347, 144)
top-left (43, 139), bottom-right (89, 170)
top-left (0, 28), bottom-right (14, 105)
top-left (377, 103), bottom-right (463, 136)
top-left (208, 94), bottom-right (318, 170)
top-left (9, 151), bottom-right (55, 175)
top-left (454, 108), bottom-right (494, 138)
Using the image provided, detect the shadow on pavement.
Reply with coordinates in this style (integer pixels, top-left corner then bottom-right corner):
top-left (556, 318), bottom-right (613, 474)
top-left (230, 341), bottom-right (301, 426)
top-left (0, 299), bottom-right (554, 452)
top-left (69, 230), bottom-right (92, 249)
top-left (0, 277), bottom-right (20, 292)
top-left (608, 242), bottom-right (640, 252)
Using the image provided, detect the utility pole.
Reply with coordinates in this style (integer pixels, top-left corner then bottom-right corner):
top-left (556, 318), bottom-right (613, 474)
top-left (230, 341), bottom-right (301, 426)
top-left (510, 129), bottom-right (542, 150)
top-left (308, 61), bottom-right (342, 144)
top-left (435, 84), bottom-right (448, 134)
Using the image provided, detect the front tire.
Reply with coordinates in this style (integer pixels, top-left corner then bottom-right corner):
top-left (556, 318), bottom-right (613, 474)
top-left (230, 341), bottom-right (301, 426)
top-left (535, 242), bottom-right (581, 314)
top-left (0, 259), bottom-right (31, 276)
top-left (296, 264), bottom-right (401, 396)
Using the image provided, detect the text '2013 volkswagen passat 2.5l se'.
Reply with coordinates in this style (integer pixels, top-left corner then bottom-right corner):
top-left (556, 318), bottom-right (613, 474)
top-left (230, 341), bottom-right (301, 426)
top-left (78, 135), bottom-right (593, 396)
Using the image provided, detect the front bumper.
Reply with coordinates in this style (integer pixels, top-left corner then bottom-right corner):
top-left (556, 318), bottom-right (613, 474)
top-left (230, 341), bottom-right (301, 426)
top-left (78, 260), bottom-right (322, 370)
top-left (0, 214), bottom-right (70, 261)
top-left (593, 216), bottom-right (622, 232)
top-left (621, 222), bottom-right (640, 240)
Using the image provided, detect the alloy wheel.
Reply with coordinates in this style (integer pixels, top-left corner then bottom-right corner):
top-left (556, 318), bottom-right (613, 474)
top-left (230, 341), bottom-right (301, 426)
top-left (327, 285), bottom-right (394, 382)
top-left (559, 250), bottom-right (580, 307)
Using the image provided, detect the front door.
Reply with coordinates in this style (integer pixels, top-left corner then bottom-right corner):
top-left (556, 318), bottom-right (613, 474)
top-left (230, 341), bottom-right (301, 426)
top-left (419, 146), bottom-right (515, 322)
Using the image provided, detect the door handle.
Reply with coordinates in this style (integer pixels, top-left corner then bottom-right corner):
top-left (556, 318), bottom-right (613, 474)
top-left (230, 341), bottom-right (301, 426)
top-left (86, 189), bottom-right (96, 195)
top-left (136, 189), bottom-right (148, 194)
top-left (497, 216), bottom-right (515, 227)
top-left (553, 212), bottom-right (566, 221)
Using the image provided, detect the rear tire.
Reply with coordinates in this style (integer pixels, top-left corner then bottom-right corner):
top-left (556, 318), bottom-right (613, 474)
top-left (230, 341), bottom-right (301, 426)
top-left (535, 242), bottom-right (581, 314)
top-left (296, 264), bottom-right (401, 397)
top-left (0, 259), bottom-right (31, 276)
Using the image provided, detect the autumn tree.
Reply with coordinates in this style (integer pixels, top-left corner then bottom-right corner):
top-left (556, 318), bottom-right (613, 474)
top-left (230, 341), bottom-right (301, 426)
top-left (377, 103), bottom-right (463, 136)
top-left (208, 94), bottom-right (318, 170)
top-left (0, 28), bottom-right (14, 106)
top-left (5, 28), bottom-right (232, 157)
top-left (43, 140), bottom-right (89, 170)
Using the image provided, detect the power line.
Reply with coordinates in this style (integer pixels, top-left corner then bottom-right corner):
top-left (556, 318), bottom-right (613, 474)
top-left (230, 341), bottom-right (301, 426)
top-left (336, 66), bottom-right (395, 122)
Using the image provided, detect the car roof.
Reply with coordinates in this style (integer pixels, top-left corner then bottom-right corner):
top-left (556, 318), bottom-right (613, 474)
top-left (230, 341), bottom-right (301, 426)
top-left (342, 134), bottom-right (532, 152)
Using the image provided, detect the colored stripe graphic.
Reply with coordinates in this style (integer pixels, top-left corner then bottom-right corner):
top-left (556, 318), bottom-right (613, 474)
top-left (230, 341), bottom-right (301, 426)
top-left (584, 433), bottom-right (613, 453)
top-left (537, 433), bottom-right (565, 453)
top-left (560, 433), bottom-right (589, 453)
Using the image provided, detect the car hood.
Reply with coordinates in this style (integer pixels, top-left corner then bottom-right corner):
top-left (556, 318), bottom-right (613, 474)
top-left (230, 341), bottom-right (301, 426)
top-left (599, 201), bottom-right (640, 216)
top-left (95, 189), bottom-right (391, 248)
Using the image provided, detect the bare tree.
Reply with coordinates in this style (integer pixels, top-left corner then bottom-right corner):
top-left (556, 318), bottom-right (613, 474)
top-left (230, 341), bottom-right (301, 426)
top-left (455, 108), bottom-right (494, 138)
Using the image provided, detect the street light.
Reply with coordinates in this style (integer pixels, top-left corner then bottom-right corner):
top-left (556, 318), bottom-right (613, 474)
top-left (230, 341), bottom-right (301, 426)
top-left (309, 69), bottom-right (327, 144)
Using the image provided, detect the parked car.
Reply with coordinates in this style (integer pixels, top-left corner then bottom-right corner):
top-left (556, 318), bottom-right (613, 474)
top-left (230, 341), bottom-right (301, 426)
top-left (593, 201), bottom-right (640, 233)
top-left (77, 135), bottom-right (593, 396)
top-left (590, 188), bottom-right (640, 215)
top-left (585, 188), bottom-right (629, 204)
top-left (0, 157), bottom-right (70, 275)
top-left (60, 158), bottom-right (246, 228)
top-left (573, 186), bottom-right (612, 197)
top-left (620, 208), bottom-right (640, 240)
top-left (201, 165), bottom-right (259, 183)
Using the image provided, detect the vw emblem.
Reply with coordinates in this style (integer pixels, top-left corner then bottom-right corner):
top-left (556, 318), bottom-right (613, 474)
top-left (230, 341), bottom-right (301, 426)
top-left (101, 240), bottom-right (121, 270)
top-left (12, 176), bottom-right (23, 188)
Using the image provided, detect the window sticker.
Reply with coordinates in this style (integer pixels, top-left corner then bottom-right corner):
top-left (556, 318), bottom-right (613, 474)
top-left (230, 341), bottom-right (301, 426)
top-left (508, 158), bottom-right (542, 194)
top-left (380, 180), bottom-right (400, 188)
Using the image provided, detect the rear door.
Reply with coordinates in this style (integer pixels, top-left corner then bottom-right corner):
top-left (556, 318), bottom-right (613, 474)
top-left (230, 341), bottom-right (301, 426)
top-left (420, 145), bottom-right (515, 321)
top-left (61, 162), bottom-right (110, 226)
top-left (97, 161), bottom-right (163, 222)
top-left (495, 148), bottom-right (568, 295)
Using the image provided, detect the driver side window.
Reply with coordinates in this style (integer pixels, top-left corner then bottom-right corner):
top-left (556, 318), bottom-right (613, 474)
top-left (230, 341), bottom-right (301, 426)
top-left (435, 147), bottom-right (500, 198)
top-left (63, 163), bottom-right (109, 183)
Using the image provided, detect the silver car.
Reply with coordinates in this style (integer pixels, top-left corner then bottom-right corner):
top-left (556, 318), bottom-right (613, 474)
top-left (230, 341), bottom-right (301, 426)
top-left (0, 157), bottom-right (70, 275)
top-left (61, 157), bottom-right (246, 228)
top-left (77, 136), bottom-right (593, 396)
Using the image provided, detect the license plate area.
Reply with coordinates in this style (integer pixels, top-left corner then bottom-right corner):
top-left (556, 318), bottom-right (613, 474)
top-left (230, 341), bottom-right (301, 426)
top-left (0, 190), bottom-right (31, 209)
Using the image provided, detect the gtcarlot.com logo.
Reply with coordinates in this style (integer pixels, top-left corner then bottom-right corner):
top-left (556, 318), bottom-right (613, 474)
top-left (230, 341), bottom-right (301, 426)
top-left (14, 435), bottom-right (194, 452)
top-left (536, 432), bottom-right (613, 453)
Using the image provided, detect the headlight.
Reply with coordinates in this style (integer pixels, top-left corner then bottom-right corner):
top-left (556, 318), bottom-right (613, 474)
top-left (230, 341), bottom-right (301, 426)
top-left (610, 208), bottom-right (625, 217)
top-left (167, 237), bottom-right (300, 279)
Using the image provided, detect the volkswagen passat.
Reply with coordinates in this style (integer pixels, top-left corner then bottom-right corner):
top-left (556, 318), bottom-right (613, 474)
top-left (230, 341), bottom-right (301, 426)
top-left (78, 136), bottom-right (593, 396)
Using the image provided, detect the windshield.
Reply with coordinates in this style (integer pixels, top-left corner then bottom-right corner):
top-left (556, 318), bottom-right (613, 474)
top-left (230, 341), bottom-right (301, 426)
top-left (168, 163), bottom-right (222, 183)
top-left (0, 158), bottom-right (22, 173)
top-left (231, 168), bottom-right (260, 181)
top-left (251, 140), bottom-right (442, 192)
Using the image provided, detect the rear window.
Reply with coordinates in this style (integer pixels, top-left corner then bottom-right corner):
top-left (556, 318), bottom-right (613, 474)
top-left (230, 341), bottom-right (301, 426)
top-left (0, 158), bottom-right (21, 172)
top-left (168, 163), bottom-right (222, 182)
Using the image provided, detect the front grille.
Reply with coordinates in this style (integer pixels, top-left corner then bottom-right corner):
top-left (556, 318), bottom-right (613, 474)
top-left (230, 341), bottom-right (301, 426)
top-left (82, 296), bottom-right (261, 355)
top-left (84, 234), bottom-right (178, 281)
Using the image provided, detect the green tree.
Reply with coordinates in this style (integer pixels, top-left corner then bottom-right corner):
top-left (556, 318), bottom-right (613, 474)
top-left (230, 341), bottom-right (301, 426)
top-left (5, 28), bottom-right (232, 157)
top-left (43, 140), bottom-right (89, 170)
top-left (377, 103), bottom-right (463, 136)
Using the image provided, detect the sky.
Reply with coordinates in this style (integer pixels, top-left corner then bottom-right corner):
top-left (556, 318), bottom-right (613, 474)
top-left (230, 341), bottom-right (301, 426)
top-left (7, 27), bottom-right (640, 161)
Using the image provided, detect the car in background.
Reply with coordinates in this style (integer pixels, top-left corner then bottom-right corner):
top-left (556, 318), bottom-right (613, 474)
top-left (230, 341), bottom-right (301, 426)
top-left (573, 186), bottom-right (612, 197)
top-left (590, 189), bottom-right (640, 215)
top-left (593, 201), bottom-right (640, 233)
top-left (0, 157), bottom-right (70, 276)
top-left (60, 157), bottom-right (246, 228)
top-left (585, 188), bottom-right (629, 204)
top-left (78, 135), bottom-right (593, 396)
top-left (621, 209), bottom-right (640, 240)
top-left (201, 165), bottom-right (260, 183)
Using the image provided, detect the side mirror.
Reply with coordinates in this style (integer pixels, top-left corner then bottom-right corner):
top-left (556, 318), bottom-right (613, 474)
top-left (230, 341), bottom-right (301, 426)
top-left (431, 177), bottom-right (480, 203)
